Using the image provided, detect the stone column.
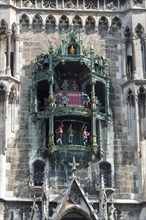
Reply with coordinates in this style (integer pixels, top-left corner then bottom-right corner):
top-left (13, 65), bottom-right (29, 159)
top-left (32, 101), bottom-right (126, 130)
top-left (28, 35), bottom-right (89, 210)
top-left (91, 112), bottom-right (97, 151)
top-left (134, 92), bottom-right (142, 195)
top-left (42, 159), bottom-right (50, 220)
top-left (48, 115), bottom-right (54, 148)
top-left (131, 34), bottom-right (138, 79)
top-left (6, 29), bottom-right (11, 75)
top-left (14, 34), bottom-right (20, 79)
top-left (105, 80), bottom-right (110, 115)
top-left (91, 81), bottom-right (97, 150)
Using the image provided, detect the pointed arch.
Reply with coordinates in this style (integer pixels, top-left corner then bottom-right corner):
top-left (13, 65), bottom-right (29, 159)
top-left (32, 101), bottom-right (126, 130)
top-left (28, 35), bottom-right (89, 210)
top-left (124, 26), bottom-right (131, 38)
top-left (85, 16), bottom-right (96, 35)
top-left (98, 16), bottom-right (108, 34)
top-left (45, 15), bottom-right (56, 33)
top-left (60, 206), bottom-right (93, 220)
top-left (138, 86), bottom-right (146, 141)
top-left (32, 14), bottom-right (43, 33)
top-left (72, 15), bottom-right (82, 33)
top-left (20, 14), bottom-right (30, 32)
top-left (0, 84), bottom-right (6, 155)
top-left (0, 84), bottom-right (6, 102)
top-left (0, 19), bottom-right (8, 35)
top-left (111, 16), bottom-right (122, 32)
top-left (135, 23), bottom-right (144, 38)
top-left (59, 15), bottom-right (69, 32)
top-left (126, 88), bottom-right (135, 105)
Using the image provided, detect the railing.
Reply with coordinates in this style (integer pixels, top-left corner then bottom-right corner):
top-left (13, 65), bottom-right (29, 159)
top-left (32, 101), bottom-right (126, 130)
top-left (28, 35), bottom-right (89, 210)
top-left (38, 91), bottom-right (91, 111)
top-left (12, 0), bottom-right (130, 11)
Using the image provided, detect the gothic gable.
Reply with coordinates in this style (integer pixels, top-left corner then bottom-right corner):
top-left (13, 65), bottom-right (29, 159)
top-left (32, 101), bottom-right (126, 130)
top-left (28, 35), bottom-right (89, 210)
top-left (51, 179), bottom-right (98, 220)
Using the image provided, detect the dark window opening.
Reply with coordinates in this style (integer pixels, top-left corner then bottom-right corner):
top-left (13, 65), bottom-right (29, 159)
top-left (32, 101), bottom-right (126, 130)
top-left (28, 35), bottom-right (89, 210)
top-left (0, 85), bottom-right (6, 102)
top-left (126, 56), bottom-right (133, 79)
top-left (33, 161), bottom-right (45, 186)
top-left (11, 52), bottom-right (14, 76)
top-left (100, 162), bottom-right (112, 187)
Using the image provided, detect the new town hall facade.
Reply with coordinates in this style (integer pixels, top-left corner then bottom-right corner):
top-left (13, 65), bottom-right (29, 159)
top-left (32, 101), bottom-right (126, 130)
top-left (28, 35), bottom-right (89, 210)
top-left (0, 0), bottom-right (146, 219)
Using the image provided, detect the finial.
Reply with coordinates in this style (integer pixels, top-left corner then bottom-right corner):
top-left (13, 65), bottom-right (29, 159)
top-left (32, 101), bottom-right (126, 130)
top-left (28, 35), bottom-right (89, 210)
top-left (49, 42), bottom-right (53, 53)
top-left (68, 156), bottom-right (79, 180)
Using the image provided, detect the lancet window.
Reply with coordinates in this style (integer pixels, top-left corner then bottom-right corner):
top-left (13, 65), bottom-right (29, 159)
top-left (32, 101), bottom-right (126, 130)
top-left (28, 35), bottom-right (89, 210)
top-left (126, 89), bottom-right (136, 136)
top-left (59, 15), bottom-right (69, 32)
top-left (111, 16), bottom-right (122, 32)
top-left (45, 15), bottom-right (56, 33)
top-left (138, 87), bottom-right (146, 140)
top-left (98, 16), bottom-right (108, 34)
top-left (135, 23), bottom-right (144, 38)
top-left (0, 85), bottom-right (6, 103)
top-left (85, 16), bottom-right (95, 34)
top-left (32, 14), bottom-right (43, 33)
top-left (20, 14), bottom-right (30, 32)
top-left (0, 85), bottom-right (6, 154)
top-left (0, 19), bottom-right (8, 35)
top-left (72, 15), bottom-right (82, 33)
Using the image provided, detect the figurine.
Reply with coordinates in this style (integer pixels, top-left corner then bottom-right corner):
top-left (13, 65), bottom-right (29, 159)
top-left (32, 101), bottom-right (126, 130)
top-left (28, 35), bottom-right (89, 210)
top-left (67, 123), bottom-right (75, 144)
top-left (60, 79), bottom-right (69, 91)
top-left (55, 123), bottom-right (64, 145)
top-left (82, 124), bottom-right (90, 146)
top-left (71, 80), bottom-right (79, 91)
top-left (49, 94), bottom-right (58, 108)
top-left (62, 93), bottom-right (69, 106)
top-left (82, 92), bottom-right (90, 108)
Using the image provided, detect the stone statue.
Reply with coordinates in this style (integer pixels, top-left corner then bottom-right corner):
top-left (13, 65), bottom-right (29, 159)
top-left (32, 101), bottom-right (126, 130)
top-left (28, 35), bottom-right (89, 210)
top-left (108, 203), bottom-right (115, 220)
top-left (8, 87), bottom-right (17, 104)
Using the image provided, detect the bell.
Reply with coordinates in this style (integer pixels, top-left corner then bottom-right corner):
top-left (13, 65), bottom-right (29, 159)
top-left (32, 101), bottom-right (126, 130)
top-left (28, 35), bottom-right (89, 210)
top-left (69, 45), bottom-right (75, 54)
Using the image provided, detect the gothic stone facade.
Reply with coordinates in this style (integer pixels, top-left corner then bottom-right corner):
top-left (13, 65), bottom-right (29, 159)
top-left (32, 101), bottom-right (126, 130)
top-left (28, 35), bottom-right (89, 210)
top-left (0, 0), bottom-right (146, 220)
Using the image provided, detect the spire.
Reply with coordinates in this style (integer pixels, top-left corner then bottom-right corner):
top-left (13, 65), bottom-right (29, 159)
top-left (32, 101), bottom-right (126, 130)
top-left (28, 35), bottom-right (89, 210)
top-left (99, 175), bottom-right (108, 220)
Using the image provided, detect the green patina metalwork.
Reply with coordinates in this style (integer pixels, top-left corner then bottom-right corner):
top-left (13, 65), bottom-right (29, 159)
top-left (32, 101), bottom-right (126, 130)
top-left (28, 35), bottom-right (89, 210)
top-left (30, 26), bottom-right (113, 166)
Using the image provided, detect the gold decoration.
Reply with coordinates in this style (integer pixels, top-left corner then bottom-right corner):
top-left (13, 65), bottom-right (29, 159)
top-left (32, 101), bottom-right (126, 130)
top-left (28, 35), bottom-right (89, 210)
top-left (69, 45), bottom-right (75, 54)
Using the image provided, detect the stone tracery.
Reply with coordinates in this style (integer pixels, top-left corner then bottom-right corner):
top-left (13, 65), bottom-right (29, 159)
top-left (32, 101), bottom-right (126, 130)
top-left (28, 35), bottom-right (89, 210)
top-left (43, 0), bottom-right (56, 8)
top-left (85, 0), bottom-right (97, 9)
